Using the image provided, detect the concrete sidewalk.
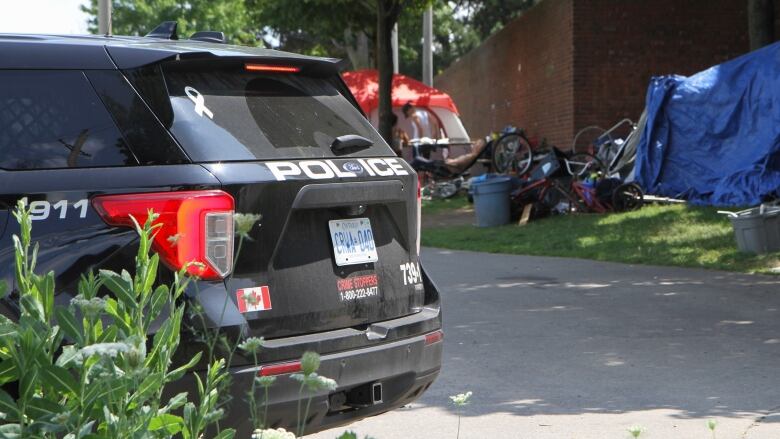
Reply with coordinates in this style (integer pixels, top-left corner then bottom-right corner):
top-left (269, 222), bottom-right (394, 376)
top-left (312, 249), bottom-right (780, 438)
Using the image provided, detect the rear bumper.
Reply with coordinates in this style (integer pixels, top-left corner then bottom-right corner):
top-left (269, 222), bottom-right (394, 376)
top-left (224, 328), bottom-right (443, 436)
top-left (173, 264), bottom-right (443, 435)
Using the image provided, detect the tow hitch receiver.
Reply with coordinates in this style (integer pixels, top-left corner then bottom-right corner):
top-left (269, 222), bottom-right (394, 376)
top-left (345, 382), bottom-right (383, 407)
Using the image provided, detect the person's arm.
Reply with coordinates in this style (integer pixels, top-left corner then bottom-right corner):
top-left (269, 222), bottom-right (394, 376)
top-left (400, 130), bottom-right (410, 147)
top-left (410, 115), bottom-right (423, 139)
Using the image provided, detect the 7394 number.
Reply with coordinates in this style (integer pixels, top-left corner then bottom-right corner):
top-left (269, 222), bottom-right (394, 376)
top-left (399, 262), bottom-right (422, 286)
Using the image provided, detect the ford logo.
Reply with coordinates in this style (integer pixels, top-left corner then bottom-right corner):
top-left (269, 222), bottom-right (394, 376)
top-left (342, 162), bottom-right (364, 173)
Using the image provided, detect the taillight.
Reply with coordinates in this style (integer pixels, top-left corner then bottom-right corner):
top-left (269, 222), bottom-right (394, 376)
top-left (92, 190), bottom-right (235, 280)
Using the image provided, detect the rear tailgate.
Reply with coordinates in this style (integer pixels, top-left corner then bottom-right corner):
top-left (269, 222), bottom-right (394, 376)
top-left (126, 57), bottom-right (424, 338)
top-left (206, 159), bottom-right (422, 338)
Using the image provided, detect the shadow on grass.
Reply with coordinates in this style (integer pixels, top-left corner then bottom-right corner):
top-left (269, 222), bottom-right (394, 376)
top-left (421, 205), bottom-right (780, 273)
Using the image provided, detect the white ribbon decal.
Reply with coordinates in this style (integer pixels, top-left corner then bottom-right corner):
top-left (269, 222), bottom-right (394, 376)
top-left (184, 86), bottom-right (214, 119)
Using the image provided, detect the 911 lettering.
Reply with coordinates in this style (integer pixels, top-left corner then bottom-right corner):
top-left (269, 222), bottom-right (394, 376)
top-left (19, 198), bottom-right (89, 221)
top-left (267, 158), bottom-right (409, 181)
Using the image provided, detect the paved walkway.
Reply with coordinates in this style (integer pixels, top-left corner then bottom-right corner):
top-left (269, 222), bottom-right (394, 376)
top-left (312, 249), bottom-right (780, 438)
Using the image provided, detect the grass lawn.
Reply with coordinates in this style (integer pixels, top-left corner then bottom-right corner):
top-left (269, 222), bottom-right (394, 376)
top-left (421, 195), bottom-right (471, 215)
top-left (421, 201), bottom-right (780, 274)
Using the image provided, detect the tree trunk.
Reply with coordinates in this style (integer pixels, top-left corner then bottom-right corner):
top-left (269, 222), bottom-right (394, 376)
top-left (748, 0), bottom-right (775, 51)
top-left (342, 30), bottom-right (372, 70)
top-left (377, 0), bottom-right (399, 144)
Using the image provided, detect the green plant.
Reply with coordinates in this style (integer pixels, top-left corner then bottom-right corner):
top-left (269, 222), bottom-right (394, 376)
top-left (335, 431), bottom-right (376, 439)
top-left (0, 200), bottom-right (233, 438)
top-left (627, 425), bottom-right (645, 438)
top-left (237, 336), bottom-right (268, 430)
top-left (185, 212), bottom-right (263, 430)
top-left (707, 419), bottom-right (717, 439)
top-left (449, 391), bottom-right (472, 439)
top-left (290, 351), bottom-right (338, 437)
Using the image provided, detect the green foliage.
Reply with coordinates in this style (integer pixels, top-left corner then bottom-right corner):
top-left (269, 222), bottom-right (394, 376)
top-left (0, 201), bottom-right (232, 438)
top-left (81, 0), bottom-right (257, 44)
top-left (80, 0), bottom-right (530, 75)
top-left (249, 0), bottom-right (375, 57)
top-left (397, 2), bottom-right (481, 78)
top-left (459, 0), bottom-right (536, 39)
top-left (254, 0), bottom-right (452, 77)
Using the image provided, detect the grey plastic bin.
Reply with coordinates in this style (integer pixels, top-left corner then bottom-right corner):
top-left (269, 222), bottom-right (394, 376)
top-left (727, 205), bottom-right (780, 254)
top-left (471, 176), bottom-right (512, 227)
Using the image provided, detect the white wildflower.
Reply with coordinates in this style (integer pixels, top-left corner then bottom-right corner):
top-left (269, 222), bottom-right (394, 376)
top-left (251, 427), bottom-right (295, 439)
top-left (449, 391), bottom-right (473, 407)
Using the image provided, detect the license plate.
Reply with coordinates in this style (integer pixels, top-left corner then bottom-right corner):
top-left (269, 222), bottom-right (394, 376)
top-left (328, 218), bottom-right (378, 266)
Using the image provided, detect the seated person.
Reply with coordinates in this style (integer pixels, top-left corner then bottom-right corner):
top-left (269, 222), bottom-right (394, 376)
top-left (442, 137), bottom-right (489, 172)
top-left (410, 137), bottom-right (489, 176)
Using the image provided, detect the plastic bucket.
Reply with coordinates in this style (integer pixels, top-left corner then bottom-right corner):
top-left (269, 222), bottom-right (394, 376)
top-left (728, 205), bottom-right (780, 254)
top-left (471, 176), bottom-right (512, 227)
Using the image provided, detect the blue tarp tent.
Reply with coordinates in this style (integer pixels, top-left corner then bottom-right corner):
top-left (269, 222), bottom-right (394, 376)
top-left (636, 42), bottom-right (780, 206)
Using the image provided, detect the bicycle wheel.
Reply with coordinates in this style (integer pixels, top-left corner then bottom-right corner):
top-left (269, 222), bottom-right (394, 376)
top-left (431, 180), bottom-right (460, 199)
top-left (572, 126), bottom-right (609, 154)
top-left (611, 183), bottom-right (644, 212)
top-left (543, 179), bottom-right (585, 214)
top-left (566, 152), bottom-right (605, 180)
top-left (492, 133), bottom-right (533, 175)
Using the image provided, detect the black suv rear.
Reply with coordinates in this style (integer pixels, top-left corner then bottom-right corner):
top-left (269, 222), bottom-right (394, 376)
top-left (0, 33), bottom-right (442, 435)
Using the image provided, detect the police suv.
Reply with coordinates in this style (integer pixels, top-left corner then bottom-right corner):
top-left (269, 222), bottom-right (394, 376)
top-left (0, 24), bottom-right (442, 435)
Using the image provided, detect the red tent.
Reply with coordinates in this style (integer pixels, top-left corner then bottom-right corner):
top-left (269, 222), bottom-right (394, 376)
top-left (342, 69), bottom-right (460, 116)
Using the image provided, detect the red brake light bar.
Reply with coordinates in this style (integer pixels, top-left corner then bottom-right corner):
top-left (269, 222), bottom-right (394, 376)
top-left (92, 190), bottom-right (235, 280)
top-left (245, 63), bottom-right (301, 73)
top-left (425, 330), bottom-right (444, 346)
top-left (258, 361), bottom-right (302, 376)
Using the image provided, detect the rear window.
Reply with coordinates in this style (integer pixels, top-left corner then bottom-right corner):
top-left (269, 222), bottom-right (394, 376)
top-left (0, 70), bottom-right (136, 170)
top-left (129, 60), bottom-right (391, 162)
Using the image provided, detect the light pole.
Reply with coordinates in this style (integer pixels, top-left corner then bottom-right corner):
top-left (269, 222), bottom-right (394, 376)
top-left (98, 0), bottom-right (112, 35)
top-left (392, 23), bottom-right (399, 74)
top-left (422, 4), bottom-right (433, 86)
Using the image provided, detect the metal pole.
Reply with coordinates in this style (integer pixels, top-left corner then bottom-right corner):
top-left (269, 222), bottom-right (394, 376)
top-left (391, 23), bottom-right (399, 74)
top-left (98, 0), bottom-right (112, 35)
top-left (422, 5), bottom-right (433, 85)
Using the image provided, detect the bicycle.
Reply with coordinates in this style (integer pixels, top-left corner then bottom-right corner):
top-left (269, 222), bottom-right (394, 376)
top-left (511, 149), bottom-right (644, 216)
top-left (491, 126), bottom-right (534, 176)
top-left (562, 157), bottom-right (644, 213)
top-left (572, 118), bottom-right (637, 176)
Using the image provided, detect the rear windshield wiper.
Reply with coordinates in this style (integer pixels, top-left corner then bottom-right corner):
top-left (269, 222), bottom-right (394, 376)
top-left (331, 134), bottom-right (373, 153)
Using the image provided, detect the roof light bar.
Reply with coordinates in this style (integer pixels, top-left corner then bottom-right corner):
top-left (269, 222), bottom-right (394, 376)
top-left (245, 63), bottom-right (301, 73)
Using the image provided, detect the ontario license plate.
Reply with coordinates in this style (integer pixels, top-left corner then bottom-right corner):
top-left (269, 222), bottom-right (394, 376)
top-left (328, 218), bottom-right (378, 266)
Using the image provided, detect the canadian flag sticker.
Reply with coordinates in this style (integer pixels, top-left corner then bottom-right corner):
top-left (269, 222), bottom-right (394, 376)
top-left (236, 286), bottom-right (272, 313)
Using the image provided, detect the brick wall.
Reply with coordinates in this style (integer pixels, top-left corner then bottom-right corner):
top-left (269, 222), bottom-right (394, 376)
top-left (572, 0), bottom-right (751, 140)
top-left (434, 0), bottom-right (576, 147)
top-left (435, 0), bottom-right (762, 149)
